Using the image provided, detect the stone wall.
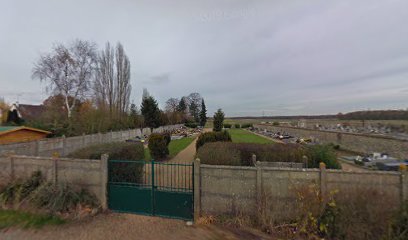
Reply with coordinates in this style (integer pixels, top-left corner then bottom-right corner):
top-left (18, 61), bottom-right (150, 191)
top-left (0, 153), bottom-right (108, 208)
top-left (0, 124), bottom-right (183, 157)
top-left (254, 124), bottom-right (408, 158)
top-left (196, 160), bottom-right (406, 220)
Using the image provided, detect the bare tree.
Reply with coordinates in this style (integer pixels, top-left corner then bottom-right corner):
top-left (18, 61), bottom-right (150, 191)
top-left (94, 42), bottom-right (132, 120)
top-left (94, 42), bottom-right (115, 116)
top-left (115, 43), bottom-right (131, 116)
top-left (32, 40), bottom-right (97, 118)
top-left (165, 98), bottom-right (179, 113)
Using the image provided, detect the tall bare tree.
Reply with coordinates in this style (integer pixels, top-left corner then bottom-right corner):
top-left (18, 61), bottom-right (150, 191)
top-left (115, 43), bottom-right (131, 116)
top-left (32, 40), bottom-right (97, 118)
top-left (94, 42), bottom-right (131, 120)
top-left (94, 42), bottom-right (115, 116)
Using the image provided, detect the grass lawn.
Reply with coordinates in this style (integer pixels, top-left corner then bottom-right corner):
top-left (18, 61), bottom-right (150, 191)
top-left (144, 136), bottom-right (195, 160)
top-left (0, 209), bottom-right (65, 229)
top-left (228, 129), bottom-right (274, 144)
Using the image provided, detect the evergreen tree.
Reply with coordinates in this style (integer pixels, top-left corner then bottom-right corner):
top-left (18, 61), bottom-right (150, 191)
top-left (199, 99), bottom-right (207, 127)
top-left (141, 96), bottom-right (161, 128)
top-left (177, 97), bottom-right (187, 113)
top-left (213, 108), bottom-right (225, 132)
top-left (190, 101), bottom-right (199, 122)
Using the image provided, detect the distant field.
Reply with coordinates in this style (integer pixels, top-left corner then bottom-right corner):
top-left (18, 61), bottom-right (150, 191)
top-left (228, 129), bottom-right (274, 144)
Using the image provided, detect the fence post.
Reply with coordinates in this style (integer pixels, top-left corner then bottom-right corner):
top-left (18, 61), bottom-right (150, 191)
top-left (194, 158), bottom-right (201, 222)
top-left (256, 160), bottom-right (262, 212)
top-left (7, 151), bottom-right (15, 180)
top-left (101, 154), bottom-right (109, 210)
top-left (34, 140), bottom-right (40, 156)
top-left (320, 162), bottom-right (327, 206)
top-left (400, 166), bottom-right (407, 203)
top-left (62, 135), bottom-right (66, 156)
top-left (52, 155), bottom-right (58, 184)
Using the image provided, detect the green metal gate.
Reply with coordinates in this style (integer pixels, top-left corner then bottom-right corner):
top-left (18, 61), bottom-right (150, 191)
top-left (108, 160), bottom-right (194, 220)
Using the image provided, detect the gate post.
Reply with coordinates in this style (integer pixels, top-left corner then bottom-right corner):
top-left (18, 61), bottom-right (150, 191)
top-left (151, 160), bottom-right (155, 215)
top-left (101, 154), bottom-right (109, 210)
top-left (194, 158), bottom-right (201, 222)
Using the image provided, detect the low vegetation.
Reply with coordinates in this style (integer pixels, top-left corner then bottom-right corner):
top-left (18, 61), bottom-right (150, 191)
top-left (0, 209), bottom-right (64, 229)
top-left (68, 142), bottom-right (145, 183)
top-left (197, 142), bottom-right (341, 169)
top-left (0, 171), bottom-right (98, 229)
top-left (148, 133), bottom-right (170, 160)
top-left (68, 142), bottom-right (145, 160)
top-left (196, 130), bottom-right (231, 149)
top-left (228, 129), bottom-right (274, 144)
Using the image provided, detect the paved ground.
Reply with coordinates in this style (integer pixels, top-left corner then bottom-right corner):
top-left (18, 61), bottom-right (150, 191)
top-left (0, 213), bottom-right (271, 240)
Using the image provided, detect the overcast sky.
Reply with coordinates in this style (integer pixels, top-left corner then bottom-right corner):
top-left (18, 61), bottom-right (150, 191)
top-left (1, 0), bottom-right (408, 117)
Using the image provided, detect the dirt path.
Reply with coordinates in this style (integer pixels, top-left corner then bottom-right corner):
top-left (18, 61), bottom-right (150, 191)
top-left (0, 213), bottom-right (271, 240)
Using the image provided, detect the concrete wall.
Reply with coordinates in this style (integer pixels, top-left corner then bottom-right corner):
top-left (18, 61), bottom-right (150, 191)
top-left (197, 161), bottom-right (407, 220)
top-left (0, 124), bottom-right (183, 157)
top-left (0, 153), bottom-right (108, 208)
top-left (255, 124), bottom-right (408, 158)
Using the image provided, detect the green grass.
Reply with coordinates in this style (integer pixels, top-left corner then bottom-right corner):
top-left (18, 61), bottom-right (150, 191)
top-left (0, 209), bottom-right (65, 229)
top-left (228, 129), bottom-right (274, 144)
top-left (144, 137), bottom-right (195, 160)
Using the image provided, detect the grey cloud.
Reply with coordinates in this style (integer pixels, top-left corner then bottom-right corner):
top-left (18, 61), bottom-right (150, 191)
top-left (0, 0), bottom-right (408, 116)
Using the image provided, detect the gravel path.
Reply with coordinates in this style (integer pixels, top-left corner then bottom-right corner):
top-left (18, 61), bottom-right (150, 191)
top-left (0, 213), bottom-right (271, 240)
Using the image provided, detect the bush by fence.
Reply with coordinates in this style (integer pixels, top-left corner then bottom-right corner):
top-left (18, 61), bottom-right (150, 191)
top-left (148, 133), bottom-right (169, 160)
top-left (68, 142), bottom-right (145, 160)
top-left (197, 142), bottom-right (341, 169)
top-left (196, 131), bottom-right (232, 149)
top-left (241, 123), bottom-right (253, 128)
top-left (234, 124), bottom-right (241, 128)
top-left (223, 123), bottom-right (232, 129)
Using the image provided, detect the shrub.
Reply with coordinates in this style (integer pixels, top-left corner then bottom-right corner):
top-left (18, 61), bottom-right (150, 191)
top-left (223, 123), bottom-right (232, 129)
top-left (30, 183), bottom-right (98, 213)
top-left (196, 130), bottom-right (232, 149)
top-left (234, 124), bottom-right (241, 128)
top-left (69, 142), bottom-right (145, 183)
top-left (0, 171), bottom-right (44, 206)
top-left (197, 142), bottom-right (241, 166)
top-left (272, 121), bottom-right (279, 126)
top-left (148, 133), bottom-right (169, 160)
top-left (185, 122), bottom-right (198, 128)
top-left (385, 200), bottom-right (408, 240)
top-left (241, 123), bottom-right (253, 128)
top-left (162, 131), bottom-right (171, 146)
top-left (306, 144), bottom-right (341, 169)
top-left (68, 142), bottom-right (145, 160)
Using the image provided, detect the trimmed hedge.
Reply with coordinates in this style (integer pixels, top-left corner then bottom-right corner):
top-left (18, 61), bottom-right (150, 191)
top-left (185, 122), bottom-right (198, 128)
top-left (68, 142), bottom-right (145, 160)
top-left (197, 142), bottom-right (341, 169)
top-left (196, 130), bottom-right (232, 149)
top-left (234, 124), bottom-right (241, 128)
top-left (241, 123), bottom-right (253, 128)
top-left (223, 123), bottom-right (232, 129)
top-left (148, 133), bottom-right (169, 160)
top-left (68, 142), bottom-right (145, 183)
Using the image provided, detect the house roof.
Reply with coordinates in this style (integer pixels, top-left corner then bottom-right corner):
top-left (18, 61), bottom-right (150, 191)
top-left (18, 104), bottom-right (46, 121)
top-left (0, 126), bottom-right (51, 136)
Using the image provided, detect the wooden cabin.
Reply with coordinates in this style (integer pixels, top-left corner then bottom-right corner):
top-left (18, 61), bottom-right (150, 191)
top-left (0, 126), bottom-right (51, 145)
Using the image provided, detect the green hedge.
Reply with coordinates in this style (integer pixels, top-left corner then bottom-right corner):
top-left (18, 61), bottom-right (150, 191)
top-left (185, 122), bottom-right (198, 128)
top-left (148, 133), bottom-right (169, 160)
top-left (197, 142), bottom-right (341, 169)
top-left (234, 124), bottom-right (241, 128)
top-left (68, 142), bottom-right (145, 160)
top-left (196, 130), bottom-right (232, 149)
top-left (241, 123), bottom-right (253, 128)
top-left (223, 123), bottom-right (232, 129)
top-left (68, 142), bottom-right (145, 183)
